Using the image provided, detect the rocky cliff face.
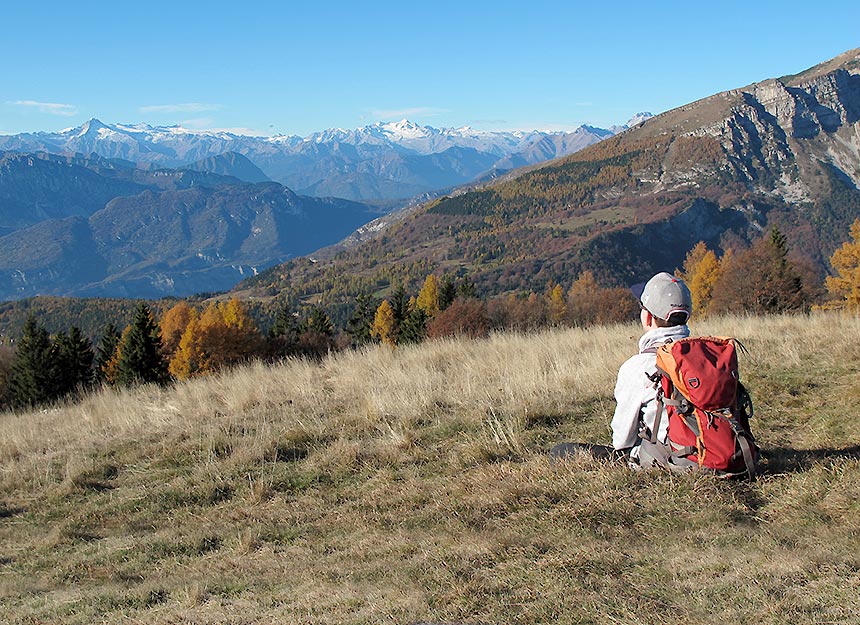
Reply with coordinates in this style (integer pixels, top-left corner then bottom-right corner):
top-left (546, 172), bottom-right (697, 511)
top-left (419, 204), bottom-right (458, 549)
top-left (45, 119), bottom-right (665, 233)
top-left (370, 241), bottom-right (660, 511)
top-left (594, 48), bottom-right (860, 252)
top-left (687, 54), bottom-right (860, 206)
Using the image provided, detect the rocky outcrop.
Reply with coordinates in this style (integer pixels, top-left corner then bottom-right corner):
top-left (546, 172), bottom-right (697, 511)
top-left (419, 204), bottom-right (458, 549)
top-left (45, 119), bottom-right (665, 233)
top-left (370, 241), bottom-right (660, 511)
top-left (750, 70), bottom-right (860, 138)
top-left (686, 60), bottom-right (860, 204)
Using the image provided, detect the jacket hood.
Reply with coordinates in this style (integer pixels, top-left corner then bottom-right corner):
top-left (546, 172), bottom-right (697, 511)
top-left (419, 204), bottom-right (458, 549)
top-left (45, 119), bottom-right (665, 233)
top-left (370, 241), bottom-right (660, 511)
top-left (638, 325), bottom-right (690, 354)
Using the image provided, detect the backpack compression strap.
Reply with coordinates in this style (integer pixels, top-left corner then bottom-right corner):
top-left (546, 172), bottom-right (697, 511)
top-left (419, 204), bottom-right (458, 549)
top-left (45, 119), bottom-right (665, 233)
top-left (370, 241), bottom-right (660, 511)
top-left (720, 412), bottom-right (758, 480)
top-left (647, 375), bottom-right (692, 449)
top-left (644, 379), bottom-right (699, 462)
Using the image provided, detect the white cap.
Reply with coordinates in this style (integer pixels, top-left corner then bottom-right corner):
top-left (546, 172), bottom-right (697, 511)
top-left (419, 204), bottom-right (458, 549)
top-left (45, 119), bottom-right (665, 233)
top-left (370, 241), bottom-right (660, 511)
top-left (632, 272), bottom-right (692, 322)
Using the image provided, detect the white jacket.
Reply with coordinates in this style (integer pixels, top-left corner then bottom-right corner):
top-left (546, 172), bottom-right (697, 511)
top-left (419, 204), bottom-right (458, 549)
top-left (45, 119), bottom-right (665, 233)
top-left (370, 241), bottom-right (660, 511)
top-left (611, 325), bottom-right (690, 455)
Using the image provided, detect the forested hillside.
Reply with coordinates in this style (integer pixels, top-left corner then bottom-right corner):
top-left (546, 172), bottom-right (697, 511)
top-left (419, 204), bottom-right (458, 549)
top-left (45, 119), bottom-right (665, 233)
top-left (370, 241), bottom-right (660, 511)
top-left (238, 49), bottom-right (860, 310)
top-left (0, 153), bottom-right (381, 299)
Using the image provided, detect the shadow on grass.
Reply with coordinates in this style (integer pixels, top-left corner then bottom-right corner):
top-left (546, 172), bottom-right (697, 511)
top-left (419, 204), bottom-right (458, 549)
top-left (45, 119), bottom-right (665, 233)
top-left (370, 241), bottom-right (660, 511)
top-left (548, 443), bottom-right (860, 477)
top-left (0, 503), bottom-right (25, 518)
top-left (760, 445), bottom-right (860, 474)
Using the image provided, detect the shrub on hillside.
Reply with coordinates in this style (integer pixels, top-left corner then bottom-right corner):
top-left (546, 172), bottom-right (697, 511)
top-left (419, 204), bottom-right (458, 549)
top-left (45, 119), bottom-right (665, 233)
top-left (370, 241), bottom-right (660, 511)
top-left (486, 293), bottom-right (548, 332)
top-left (426, 299), bottom-right (490, 339)
top-left (709, 228), bottom-right (819, 315)
top-left (566, 272), bottom-right (638, 326)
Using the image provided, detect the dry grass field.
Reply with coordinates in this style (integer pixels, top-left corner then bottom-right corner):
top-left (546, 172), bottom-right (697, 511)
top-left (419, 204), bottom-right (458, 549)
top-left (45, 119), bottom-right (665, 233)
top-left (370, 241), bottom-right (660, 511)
top-left (1, 313), bottom-right (859, 624)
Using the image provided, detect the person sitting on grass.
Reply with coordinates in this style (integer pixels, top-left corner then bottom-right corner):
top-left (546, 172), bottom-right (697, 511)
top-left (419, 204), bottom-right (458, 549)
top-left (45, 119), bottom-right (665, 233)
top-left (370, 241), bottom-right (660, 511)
top-left (550, 271), bottom-right (692, 464)
top-left (611, 272), bottom-right (692, 467)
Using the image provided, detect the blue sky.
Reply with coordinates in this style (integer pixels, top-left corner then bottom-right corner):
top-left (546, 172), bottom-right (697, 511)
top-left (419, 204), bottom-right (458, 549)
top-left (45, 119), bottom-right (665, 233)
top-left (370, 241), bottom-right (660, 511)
top-left (2, 1), bottom-right (858, 137)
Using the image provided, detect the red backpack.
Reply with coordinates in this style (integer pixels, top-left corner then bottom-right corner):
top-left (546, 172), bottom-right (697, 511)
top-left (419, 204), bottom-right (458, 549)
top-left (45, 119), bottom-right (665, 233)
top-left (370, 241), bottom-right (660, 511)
top-left (649, 336), bottom-right (758, 479)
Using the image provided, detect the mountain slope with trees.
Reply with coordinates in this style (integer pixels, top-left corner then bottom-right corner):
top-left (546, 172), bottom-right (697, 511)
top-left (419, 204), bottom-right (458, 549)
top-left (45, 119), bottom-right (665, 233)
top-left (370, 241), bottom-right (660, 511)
top-left (0, 180), bottom-right (380, 299)
top-left (238, 48), bottom-right (860, 307)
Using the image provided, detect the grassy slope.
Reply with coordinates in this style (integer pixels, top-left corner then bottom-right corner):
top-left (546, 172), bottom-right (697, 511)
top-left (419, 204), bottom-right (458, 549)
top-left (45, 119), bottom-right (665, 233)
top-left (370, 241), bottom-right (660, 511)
top-left (1, 313), bottom-right (859, 624)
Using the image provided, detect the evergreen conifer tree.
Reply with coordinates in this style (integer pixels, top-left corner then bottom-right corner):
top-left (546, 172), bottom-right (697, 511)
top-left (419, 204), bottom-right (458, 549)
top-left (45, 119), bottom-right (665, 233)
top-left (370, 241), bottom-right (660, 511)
top-left (116, 303), bottom-right (169, 387)
top-left (268, 302), bottom-right (300, 358)
top-left (303, 306), bottom-right (334, 336)
top-left (297, 305), bottom-right (335, 358)
top-left (438, 275), bottom-right (456, 311)
top-left (6, 315), bottom-right (57, 408)
top-left (457, 276), bottom-right (477, 299)
top-left (52, 327), bottom-right (94, 398)
top-left (346, 294), bottom-right (376, 346)
top-left (95, 323), bottom-right (121, 384)
top-left (389, 285), bottom-right (409, 337)
top-left (269, 304), bottom-right (299, 340)
top-left (399, 307), bottom-right (427, 344)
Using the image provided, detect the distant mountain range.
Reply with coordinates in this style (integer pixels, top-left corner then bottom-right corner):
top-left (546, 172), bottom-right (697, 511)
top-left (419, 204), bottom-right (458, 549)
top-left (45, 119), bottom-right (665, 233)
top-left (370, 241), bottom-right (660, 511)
top-left (0, 152), bottom-right (380, 299)
top-left (0, 116), bottom-right (651, 201)
top-left (0, 115), bottom-right (653, 301)
top-left (238, 48), bottom-right (860, 307)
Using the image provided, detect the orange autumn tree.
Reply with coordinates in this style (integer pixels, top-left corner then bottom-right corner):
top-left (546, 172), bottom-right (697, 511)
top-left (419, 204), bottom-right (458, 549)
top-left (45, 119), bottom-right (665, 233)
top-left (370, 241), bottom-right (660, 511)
top-left (826, 218), bottom-right (860, 311)
top-left (160, 301), bottom-right (197, 357)
top-left (169, 298), bottom-right (264, 379)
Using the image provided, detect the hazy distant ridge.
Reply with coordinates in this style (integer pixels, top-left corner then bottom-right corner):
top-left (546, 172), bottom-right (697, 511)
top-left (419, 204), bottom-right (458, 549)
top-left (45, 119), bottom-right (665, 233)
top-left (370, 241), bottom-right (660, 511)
top-left (0, 153), bottom-right (380, 299)
top-left (0, 117), bottom-right (652, 201)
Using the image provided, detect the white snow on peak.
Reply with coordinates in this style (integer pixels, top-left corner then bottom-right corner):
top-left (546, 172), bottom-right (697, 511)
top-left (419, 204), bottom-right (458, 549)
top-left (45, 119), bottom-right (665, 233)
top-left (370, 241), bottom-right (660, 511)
top-left (626, 112), bottom-right (654, 127)
top-left (380, 119), bottom-right (430, 140)
top-left (1, 115), bottom-right (639, 173)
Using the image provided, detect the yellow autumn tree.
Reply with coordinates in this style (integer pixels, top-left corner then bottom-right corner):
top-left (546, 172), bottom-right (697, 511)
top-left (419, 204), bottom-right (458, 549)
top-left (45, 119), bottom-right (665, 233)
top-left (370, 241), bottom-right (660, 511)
top-left (826, 218), bottom-right (860, 311)
top-left (415, 274), bottom-right (440, 317)
top-left (160, 301), bottom-right (197, 357)
top-left (203, 299), bottom-right (264, 370)
top-left (169, 298), bottom-right (263, 379)
top-left (169, 316), bottom-right (205, 379)
top-left (371, 300), bottom-right (396, 346)
top-left (221, 298), bottom-right (256, 331)
top-left (198, 303), bottom-right (230, 371)
top-left (547, 283), bottom-right (567, 325)
top-left (679, 241), bottom-right (722, 315)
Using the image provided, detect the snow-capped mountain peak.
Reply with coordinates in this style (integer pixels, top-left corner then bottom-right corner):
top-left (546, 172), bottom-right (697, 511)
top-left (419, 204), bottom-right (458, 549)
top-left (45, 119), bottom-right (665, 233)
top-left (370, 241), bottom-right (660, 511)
top-left (380, 119), bottom-right (430, 140)
top-left (0, 116), bottom-right (628, 201)
top-left (77, 118), bottom-right (107, 137)
top-left (626, 112), bottom-right (654, 127)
